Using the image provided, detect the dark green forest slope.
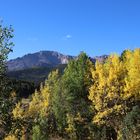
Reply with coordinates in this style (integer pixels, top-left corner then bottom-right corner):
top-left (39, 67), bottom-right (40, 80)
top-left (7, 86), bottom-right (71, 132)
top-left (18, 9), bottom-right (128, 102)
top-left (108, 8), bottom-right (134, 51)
top-left (7, 64), bottom-right (66, 85)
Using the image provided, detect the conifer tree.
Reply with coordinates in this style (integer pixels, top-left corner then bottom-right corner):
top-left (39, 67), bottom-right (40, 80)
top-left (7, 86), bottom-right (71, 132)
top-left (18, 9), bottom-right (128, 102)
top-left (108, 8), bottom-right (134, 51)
top-left (62, 52), bottom-right (93, 139)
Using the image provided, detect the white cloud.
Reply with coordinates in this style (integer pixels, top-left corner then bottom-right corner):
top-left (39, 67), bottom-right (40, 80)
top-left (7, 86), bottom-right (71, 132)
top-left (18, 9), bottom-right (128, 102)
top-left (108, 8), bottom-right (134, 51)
top-left (66, 34), bottom-right (72, 39)
top-left (62, 34), bottom-right (72, 40)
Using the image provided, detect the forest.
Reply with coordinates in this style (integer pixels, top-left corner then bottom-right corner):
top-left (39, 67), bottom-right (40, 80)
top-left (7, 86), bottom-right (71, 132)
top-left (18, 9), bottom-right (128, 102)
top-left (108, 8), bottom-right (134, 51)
top-left (1, 25), bottom-right (140, 140)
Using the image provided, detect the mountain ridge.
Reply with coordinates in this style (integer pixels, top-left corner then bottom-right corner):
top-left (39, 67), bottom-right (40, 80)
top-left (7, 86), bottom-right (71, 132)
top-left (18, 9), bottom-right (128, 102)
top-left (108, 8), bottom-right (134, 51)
top-left (7, 51), bottom-right (108, 84)
top-left (7, 50), bottom-right (75, 71)
top-left (7, 50), bottom-right (108, 72)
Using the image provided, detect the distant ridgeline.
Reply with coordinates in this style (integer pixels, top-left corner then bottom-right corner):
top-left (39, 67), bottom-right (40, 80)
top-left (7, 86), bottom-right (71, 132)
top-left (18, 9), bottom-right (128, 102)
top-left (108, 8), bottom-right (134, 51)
top-left (7, 50), bottom-right (108, 84)
top-left (7, 51), bottom-right (74, 71)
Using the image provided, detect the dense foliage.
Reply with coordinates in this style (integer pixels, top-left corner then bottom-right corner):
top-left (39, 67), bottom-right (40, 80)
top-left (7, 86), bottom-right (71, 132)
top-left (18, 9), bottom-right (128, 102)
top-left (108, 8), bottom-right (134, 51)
top-left (0, 22), bottom-right (14, 139)
top-left (89, 49), bottom-right (140, 139)
top-left (2, 49), bottom-right (140, 140)
top-left (1, 23), bottom-right (140, 140)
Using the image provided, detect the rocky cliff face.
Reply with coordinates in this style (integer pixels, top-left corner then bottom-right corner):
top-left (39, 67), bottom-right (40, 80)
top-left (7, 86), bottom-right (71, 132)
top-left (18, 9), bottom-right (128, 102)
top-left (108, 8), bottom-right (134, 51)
top-left (7, 50), bottom-right (108, 72)
top-left (7, 51), bottom-right (74, 71)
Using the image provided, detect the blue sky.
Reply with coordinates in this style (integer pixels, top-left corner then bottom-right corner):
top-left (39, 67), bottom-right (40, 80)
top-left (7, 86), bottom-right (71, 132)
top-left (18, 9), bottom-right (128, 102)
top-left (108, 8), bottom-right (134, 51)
top-left (1, 0), bottom-right (140, 59)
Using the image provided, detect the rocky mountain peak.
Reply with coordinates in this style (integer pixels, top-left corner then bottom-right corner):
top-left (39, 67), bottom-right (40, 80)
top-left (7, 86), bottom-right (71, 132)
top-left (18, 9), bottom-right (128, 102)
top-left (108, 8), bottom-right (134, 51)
top-left (7, 51), bottom-right (74, 71)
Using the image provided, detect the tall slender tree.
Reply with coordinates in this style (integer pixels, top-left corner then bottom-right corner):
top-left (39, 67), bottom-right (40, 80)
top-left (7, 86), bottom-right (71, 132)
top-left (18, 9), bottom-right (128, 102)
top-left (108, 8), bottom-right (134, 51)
top-left (0, 22), bottom-right (14, 138)
top-left (61, 52), bottom-right (93, 139)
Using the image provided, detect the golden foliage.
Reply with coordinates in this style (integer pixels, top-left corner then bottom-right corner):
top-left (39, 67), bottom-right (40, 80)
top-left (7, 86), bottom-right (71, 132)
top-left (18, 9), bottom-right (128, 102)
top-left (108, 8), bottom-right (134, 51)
top-left (89, 49), bottom-right (140, 126)
top-left (4, 135), bottom-right (18, 140)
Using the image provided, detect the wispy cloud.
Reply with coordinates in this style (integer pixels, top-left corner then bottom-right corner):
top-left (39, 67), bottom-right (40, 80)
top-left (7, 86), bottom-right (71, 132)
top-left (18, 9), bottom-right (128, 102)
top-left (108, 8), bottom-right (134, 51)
top-left (62, 34), bottom-right (72, 40)
top-left (66, 34), bottom-right (72, 39)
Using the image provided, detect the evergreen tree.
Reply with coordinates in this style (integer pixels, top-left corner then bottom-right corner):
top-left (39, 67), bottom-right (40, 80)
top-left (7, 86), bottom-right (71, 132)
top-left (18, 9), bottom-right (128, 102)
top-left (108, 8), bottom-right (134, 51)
top-left (61, 52), bottom-right (93, 139)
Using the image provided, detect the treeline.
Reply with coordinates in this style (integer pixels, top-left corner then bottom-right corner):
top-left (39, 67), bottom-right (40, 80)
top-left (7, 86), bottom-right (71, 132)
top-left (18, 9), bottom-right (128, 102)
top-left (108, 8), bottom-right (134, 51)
top-left (0, 23), bottom-right (140, 140)
top-left (9, 79), bottom-right (35, 98)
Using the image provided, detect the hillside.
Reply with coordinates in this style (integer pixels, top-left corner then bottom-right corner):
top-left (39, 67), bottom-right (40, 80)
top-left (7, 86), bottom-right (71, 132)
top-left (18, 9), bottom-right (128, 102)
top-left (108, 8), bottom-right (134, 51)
top-left (7, 64), bottom-right (67, 85)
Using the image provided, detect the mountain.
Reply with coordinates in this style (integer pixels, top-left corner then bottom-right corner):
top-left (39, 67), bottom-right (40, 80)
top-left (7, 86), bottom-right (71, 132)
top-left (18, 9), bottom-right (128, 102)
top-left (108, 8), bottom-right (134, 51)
top-left (7, 51), bottom-right (108, 85)
top-left (92, 55), bottom-right (108, 62)
top-left (7, 51), bottom-right (74, 71)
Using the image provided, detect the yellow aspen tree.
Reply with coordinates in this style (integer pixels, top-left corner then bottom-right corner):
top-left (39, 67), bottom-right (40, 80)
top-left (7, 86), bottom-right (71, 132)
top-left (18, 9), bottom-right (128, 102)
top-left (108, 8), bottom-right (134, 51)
top-left (123, 48), bottom-right (140, 100)
top-left (89, 54), bottom-right (126, 128)
top-left (89, 49), bottom-right (140, 139)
